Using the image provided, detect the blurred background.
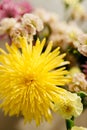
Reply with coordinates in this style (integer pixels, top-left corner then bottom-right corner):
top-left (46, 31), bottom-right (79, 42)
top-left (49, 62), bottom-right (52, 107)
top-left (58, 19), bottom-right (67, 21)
top-left (0, 0), bottom-right (87, 130)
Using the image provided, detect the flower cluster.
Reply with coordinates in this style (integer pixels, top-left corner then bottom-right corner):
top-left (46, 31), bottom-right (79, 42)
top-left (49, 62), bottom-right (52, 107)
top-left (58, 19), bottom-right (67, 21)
top-left (0, 0), bottom-right (87, 129)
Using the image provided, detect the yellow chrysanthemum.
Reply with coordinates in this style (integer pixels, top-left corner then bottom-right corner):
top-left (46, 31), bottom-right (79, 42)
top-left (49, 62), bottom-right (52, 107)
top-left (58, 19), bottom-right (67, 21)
top-left (0, 37), bottom-right (70, 125)
top-left (72, 126), bottom-right (87, 130)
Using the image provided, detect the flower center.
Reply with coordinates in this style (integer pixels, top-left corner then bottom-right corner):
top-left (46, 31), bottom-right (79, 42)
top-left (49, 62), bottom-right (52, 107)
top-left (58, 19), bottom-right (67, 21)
top-left (63, 103), bottom-right (74, 115)
top-left (24, 78), bottom-right (34, 86)
top-left (23, 74), bottom-right (35, 87)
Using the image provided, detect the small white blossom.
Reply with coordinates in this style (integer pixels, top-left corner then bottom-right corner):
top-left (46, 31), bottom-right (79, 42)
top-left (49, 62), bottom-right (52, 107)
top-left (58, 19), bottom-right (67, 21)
top-left (0, 18), bottom-right (17, 35)
top-left (68, 73), bottom-right (87, 92)
top-left (22, 13), bottom-right (44, 35)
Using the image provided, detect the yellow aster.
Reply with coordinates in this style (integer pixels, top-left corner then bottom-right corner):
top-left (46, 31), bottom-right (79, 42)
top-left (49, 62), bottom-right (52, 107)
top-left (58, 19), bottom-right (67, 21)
top-left (0, 37), bottom-right (70, 125)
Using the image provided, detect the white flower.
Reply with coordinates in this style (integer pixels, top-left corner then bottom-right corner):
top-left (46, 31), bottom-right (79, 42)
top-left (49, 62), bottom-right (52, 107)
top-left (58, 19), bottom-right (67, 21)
top-left (68, 72), bottom-right (87, 92)
top-left (34, 8), bottom-right (59, 24)
top-left (22, 13), bottom-right (43, 35)
top-left (0, 18), bottom-right (17, 35)
top-left (78, 44), bottom-right (87, 57)
top-left (10, 23), bottom-right (33, 47)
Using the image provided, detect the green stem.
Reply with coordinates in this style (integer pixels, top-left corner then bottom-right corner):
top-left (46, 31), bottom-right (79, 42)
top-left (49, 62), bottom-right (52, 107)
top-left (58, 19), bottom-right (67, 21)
top-left (66, 117), bottom-right (74, 130)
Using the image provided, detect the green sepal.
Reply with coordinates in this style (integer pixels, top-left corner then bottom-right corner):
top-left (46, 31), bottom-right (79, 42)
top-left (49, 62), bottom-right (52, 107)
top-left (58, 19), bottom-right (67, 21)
top-left (77, 91), bottom-right (87, 108)
top-left (66, 117), bottom-right (74, 130)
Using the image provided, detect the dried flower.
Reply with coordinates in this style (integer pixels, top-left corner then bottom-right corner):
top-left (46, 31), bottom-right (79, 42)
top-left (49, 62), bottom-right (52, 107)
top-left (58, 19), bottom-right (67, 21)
top-left (49, 22), bottom-right (83, 49)
top-left (68, 72), bottom-right (87, 92)
top-left (0, 37), bottom-right (70, 125)
top-left (0, 13), bottom-right (44, 45)
top-left (72, 33), bottom-right (87, 56)
top-left (22, 13), bottom-right (44, 35)
top-left (34, 8), bottom-right (59, 24)
top-left (77, 34), bottom-right (87, 45)
top-left (35, 9), bottom-right (81, 50)
top-left (0, 18), bottom-right (17, 35)
top-left (78, 44), bottom-right (87, 57)
top-left (10, 13), bottom-right (44, 45)
top-left (10, 23), bottom-right (34, 47)
top-left (9, 23), bottom-right (27, 46)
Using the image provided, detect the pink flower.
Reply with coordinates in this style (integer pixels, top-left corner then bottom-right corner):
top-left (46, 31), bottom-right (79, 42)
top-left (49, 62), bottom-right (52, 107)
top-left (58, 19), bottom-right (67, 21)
top-left (0, 0), bottom-right (33, 20)
top-left (0, 0), bottom-right (19, 20)
top-left (18, 1), bottom-right (33, 15)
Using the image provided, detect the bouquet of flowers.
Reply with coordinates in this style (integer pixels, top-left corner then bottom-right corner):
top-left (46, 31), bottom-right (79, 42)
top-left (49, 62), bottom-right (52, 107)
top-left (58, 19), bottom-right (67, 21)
top-left (0, 0), bottom-right (87, 130)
